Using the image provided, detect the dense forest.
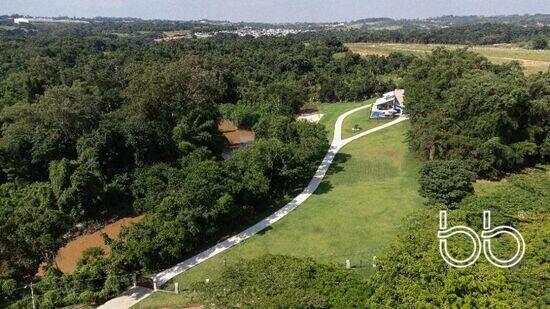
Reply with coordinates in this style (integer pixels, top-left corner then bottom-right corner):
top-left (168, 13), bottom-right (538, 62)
top-left (295, 23), bottom-right (550, 49)
top-left (0, 17), bottom-right (548, 308)
top-left (0, 27), bottom-right (411, 307)
top-left (403, 48), bottom-right (549, 179)
top-left (2, 14), bottom-right (549, 48)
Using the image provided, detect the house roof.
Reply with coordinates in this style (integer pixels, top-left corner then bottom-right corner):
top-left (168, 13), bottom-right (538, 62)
top-left (218, 119), bottom-right (239, 133)
top-left (395, 89), bottom-right (405, 105)
top-left (383, 91), bottom-right (395, 98)
top-left (375, 89), bottom-right (405, 106)
top-left (375, 97), bottom-right (393, 105)
top-left (218, 119), bottom-right (255, 146)
top-left (223, 130), bottom-right (255, 146)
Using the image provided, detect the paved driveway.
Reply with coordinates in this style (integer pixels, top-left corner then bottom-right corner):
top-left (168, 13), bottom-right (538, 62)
top-left (99, 104), bottom-right (408, 308)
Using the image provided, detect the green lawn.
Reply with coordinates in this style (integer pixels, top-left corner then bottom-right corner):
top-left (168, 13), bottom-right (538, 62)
top-left (135, 103), bottom-right (424, 308)
top-left (0, 26), bottom-right (18, 30)
top-left (340, 99), bottom-right (391, 139)
top-left (134, 291), bottom-right (198, 308)
top-left (314, 101), bottom-right (366, 140)
top-left (347, 43), bottom-right (550, 75)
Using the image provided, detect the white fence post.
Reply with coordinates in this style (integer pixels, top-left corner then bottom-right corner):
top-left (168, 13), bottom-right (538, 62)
top-left (175, 282), bottom-right (179, 294)
top-left (345, 259), bottom-right (351, 269)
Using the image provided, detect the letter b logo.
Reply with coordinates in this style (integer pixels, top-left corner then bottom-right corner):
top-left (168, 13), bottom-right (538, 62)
top-left (438, 211), bottom-right (525, 268)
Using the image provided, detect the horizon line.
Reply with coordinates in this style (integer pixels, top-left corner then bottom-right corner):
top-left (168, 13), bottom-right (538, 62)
top-left (3, 12), bottom-right (550, 25)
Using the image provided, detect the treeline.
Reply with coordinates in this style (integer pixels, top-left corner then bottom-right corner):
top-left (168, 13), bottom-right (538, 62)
top-left (0, 30), bottom-right (408, 306)
top-left (370, 166), bottom-right (549, 307)
top-left (419, 14), bottom-right (550, 27)
top-left (295, 23), bottom-right (550, 48)
top-left (374, 49), bottom-right (549, 307)
top-left (403, 48), bottom-right (549, 179)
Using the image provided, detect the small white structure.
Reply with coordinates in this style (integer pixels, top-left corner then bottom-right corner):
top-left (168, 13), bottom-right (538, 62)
top-left (14, 18), bottom-right (29, 24)
top-left (14, 17), bottom-right (88, 25)
top-left (370, 89), bottom-right (405, 119)
top-left (297, 113), bottom-right (323, 123)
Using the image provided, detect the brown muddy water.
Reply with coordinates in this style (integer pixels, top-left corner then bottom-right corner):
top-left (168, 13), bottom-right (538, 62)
top-left (38, 215), bottom-right (144, 275)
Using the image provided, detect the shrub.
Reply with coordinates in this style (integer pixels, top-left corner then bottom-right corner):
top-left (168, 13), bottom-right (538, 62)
top-left (419, 160), bottom-right (476, 206)
top-left (371, 166), bottom-right (549, 308)
top-left (531, 35), bottom-right (549, 50)
top-left (193, 255), bottom-right (371, 308)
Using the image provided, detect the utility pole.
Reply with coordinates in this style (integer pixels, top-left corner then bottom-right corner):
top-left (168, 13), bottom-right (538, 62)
top-left (30, 282), bottom-right (36, 309)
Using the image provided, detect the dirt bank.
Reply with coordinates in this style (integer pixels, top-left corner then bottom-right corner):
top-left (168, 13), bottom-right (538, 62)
top-left (39, 215), bottom-right (144, 275)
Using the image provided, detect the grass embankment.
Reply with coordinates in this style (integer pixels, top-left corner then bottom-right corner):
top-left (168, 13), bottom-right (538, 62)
top-left (347, 43), bottom-right (550, 75)
top-left (368, 166), bottom-right (549, 307)
top-left (136, 102), bottom-right (423, 308)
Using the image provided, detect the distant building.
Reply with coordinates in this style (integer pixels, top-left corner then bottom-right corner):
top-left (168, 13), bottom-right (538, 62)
top-left (194, 27), bottom-right (309, 39)
top-left (370, 89), bottom-right (405, 119)
top-left (14, 17), bottom-right (88, 25)
top-left (14, 18), bottom-right (29, 24)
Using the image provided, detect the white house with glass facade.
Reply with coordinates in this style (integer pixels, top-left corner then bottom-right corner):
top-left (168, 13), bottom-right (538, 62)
top-left (370, 89), bottom-right (405, 119)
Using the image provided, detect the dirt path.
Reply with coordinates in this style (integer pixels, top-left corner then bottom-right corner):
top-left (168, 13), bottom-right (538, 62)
top-left (484, 56), bottom-right (550, 68)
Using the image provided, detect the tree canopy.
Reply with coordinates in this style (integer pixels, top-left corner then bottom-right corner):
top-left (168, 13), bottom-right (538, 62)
top-left (403, 48), bottom-right (549, 178)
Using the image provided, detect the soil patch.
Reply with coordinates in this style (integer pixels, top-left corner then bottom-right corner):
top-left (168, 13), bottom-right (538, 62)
top-left (38, 215), bottom-right (144, 275)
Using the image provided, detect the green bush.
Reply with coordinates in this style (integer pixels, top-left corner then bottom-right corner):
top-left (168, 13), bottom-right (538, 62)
top-left (531, 34), bottom-right (549, 50)
top-left (419, 160), bottom-right (476, 206)
top-left (370, 166), bottom-right (549, 308)
top-left (192, 255), bottom-right (371, 308)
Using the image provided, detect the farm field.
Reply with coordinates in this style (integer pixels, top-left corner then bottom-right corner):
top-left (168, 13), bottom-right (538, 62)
top-left (135, 102), bottom-right (424, 308)
top-left (347, 43), bottom-right (550, 75)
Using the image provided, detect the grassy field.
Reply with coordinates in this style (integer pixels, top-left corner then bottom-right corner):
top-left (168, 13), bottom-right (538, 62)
top-left (135, 102), bottom-right (424, 308)
top-left (340, 99), bottom-right (391, 139)
top-left (0, 26), bottom-right (18, 30)
top-left (311, 101), bottom-right (365, 140)
top-left (347, 43), bottom-right (550, 75)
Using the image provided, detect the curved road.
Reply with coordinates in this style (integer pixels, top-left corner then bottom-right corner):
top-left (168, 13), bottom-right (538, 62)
top-left (99, 104), bottom-right (408, 308)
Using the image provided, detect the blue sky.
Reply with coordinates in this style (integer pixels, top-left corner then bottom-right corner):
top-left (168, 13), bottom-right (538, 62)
top-left (2, 0), bottom-right (549, 22)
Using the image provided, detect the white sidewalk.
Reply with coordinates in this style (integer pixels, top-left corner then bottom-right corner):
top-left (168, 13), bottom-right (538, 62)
top-left (98, 104), bottom-right (407, 308)
top-left (97, 287), bottom-right (152, 309)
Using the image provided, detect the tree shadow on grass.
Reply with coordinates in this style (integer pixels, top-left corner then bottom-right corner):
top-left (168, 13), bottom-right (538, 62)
top-left (326, 152), bottom-right (351, 176)
top-left (257, 225), bottom-right (273, 235)
top-left (314, 152), bottom-right (352, 196)
top-left (314, 180), bottom-right (334, 195)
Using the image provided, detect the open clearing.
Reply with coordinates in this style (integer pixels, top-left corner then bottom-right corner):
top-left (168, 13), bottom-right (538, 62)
top-left (135, 102), bottom-right (423, 308)
top-left (347, 43), bottom-right (550, 75)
